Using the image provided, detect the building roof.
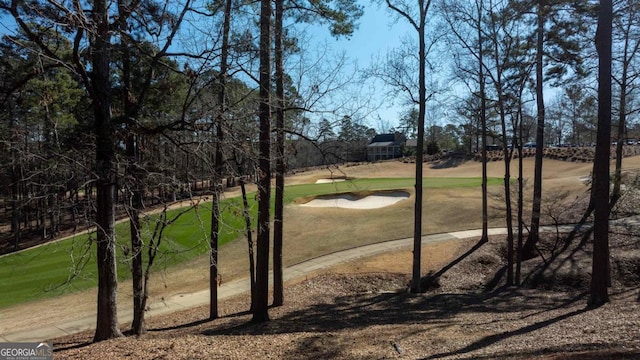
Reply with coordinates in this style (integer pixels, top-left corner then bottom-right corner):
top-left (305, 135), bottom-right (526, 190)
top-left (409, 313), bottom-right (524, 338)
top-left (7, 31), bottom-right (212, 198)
top-left (367, 141), bottom-right (395, 148)
top-left (369, 133), bottom-right (406, 146)
top-left (370, 134), bottom-right (396, 143)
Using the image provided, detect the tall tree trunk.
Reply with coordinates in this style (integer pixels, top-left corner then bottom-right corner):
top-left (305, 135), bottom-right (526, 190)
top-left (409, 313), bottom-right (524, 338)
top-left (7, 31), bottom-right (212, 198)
top-left (129, 180), bottom-right (145, 334)
top-left (210, 172), bottom-right (221, 321)
top-left (241, 178), bottom-right (256, 311)
top-left (410, 3), bottom-right (428, 294)
top-left (501, 123), bottom-right (514, 285)
top-left (498, 91), bottom-right (514, 284)
top-left (116, 3), bottom-right (147, 334)
top-left (516, 81), bottom-right (525, 286)
top-left (478, 1), bottom-right (489, 244)
top-left (611, 95), bottom-right (625, 208)
top-left (128, 134), bottom-right (145, 335)
top-left (488, 2), bottom-right (513, 283)
top-left (523, 0), bottom-right (545, 260)
top-left (42, 90), bottom-right (52, 240)
top-left (590, 0), bottom-right (612, 307)
top-left (210, 0), bottom-right (232, 321)
top-left (252, 0), bottom-right (272, 322)
top-left (92, 0), bottom-right (122, 342)
top-left (273, 0), bottom-right (285, 307)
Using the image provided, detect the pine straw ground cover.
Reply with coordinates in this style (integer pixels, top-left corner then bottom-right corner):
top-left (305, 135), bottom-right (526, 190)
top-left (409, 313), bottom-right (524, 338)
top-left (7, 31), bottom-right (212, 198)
top-left (53, 223), bottom-right (640, 360)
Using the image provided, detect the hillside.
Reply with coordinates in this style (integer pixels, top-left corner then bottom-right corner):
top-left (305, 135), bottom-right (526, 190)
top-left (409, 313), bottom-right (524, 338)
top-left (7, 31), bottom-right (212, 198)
top-left (4, 155), bottom-right (640, 359)
top-left (52, 228), bottom-right (640, 359)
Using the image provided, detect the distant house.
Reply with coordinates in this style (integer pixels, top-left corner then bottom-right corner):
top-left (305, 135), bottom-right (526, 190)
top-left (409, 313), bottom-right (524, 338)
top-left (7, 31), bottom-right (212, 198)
top-left (367, 132), bottom-right (407, 161)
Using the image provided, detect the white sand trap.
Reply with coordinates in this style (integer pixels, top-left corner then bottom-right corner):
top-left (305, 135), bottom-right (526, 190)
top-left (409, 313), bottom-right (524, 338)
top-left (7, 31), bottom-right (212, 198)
top-left (301, 191), bottom-right (410, 209)
top-left (578, 175), bottom-right (591, 183)
top-left (315, 178), bottom-right (346, 184)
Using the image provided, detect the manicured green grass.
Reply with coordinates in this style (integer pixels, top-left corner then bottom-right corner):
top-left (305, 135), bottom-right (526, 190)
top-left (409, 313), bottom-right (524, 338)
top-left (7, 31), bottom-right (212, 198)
top-left (0, 200), bottom-right (253, 309)
top-left (284, 177), bottom-right (502, 201)
top-left (0, 176), bottom-right (499, 309)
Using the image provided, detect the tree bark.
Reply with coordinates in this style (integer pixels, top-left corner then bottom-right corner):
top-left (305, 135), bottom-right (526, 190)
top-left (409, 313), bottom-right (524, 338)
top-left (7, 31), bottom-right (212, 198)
top-left (516, 75), bottom-right (527, 286)
top-left (409, 1), bottom-right (428, 294)
top-left (210, 0), bottom-right (232, 321)
top-left (522, 0), bottom-right (545, 260)
top-left (487, 1), bottom-right (513, 283)
top-left (272, 0), bottom-right (285, 307)
top-left (498, 91), bottom-right (514, 285)
top-left (92, 0), bottom-right (122, 342)
top-left (128, 133), bottom-right (145, 335)
top-left (478, 0), bottom-right (489, 244)
top-left (240, 178), bottom-right (256, 311)
top-left (589, 0), bottom-right (612, 307)
top-left (115, 1), bottom-right (146, 334)
top-left (252, 0), bottom-right (271, 322)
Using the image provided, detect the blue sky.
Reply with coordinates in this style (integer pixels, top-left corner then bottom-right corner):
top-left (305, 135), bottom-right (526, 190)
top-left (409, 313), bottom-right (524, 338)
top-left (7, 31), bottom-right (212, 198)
top-left (303, 2), bottom-right (418, 131)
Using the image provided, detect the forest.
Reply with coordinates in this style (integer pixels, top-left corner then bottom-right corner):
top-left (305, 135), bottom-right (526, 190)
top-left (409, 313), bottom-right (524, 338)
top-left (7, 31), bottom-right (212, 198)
top-left (0, 0), bottom-right (638, 356)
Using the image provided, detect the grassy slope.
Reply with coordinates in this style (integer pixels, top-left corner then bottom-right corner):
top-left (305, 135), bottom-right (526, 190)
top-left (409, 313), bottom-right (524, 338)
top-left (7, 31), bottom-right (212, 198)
top-left (0, 176), bottom-right (500, 309)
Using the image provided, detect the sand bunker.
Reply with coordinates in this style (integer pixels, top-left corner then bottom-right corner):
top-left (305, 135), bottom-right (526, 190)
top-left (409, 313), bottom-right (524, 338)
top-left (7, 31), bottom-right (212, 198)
top-left (578, 175), bottom-right (591, 183)
top-left (300, 191), bottom-right (410, 209)
top-left (315, 178), bottom-right (346, 184)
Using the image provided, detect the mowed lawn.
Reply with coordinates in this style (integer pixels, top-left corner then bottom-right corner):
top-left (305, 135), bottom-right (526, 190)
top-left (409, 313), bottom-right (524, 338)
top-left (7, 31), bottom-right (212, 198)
top-left (0, 176), bottom-right (501, 309)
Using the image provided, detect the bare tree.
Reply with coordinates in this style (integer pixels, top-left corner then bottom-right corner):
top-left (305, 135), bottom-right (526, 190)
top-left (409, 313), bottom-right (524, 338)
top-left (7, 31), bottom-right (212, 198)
top-left (210, 0), bottom-right (233, 321)
top-left (441, 0), bottom-right (489, 245)
top-left (381, 0), bottom-right (435, 293)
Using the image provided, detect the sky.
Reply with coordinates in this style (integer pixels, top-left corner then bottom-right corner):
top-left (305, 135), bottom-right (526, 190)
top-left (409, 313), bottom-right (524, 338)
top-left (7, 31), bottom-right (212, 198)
top-left (302, 2), bottom-right (418, 132)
